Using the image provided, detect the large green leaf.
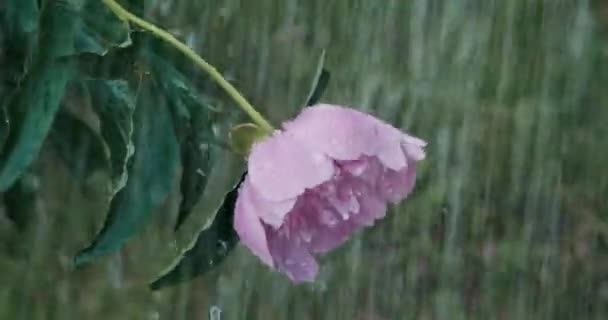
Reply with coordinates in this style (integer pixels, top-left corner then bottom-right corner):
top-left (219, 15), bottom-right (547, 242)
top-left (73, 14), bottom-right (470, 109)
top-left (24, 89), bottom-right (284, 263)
top-left (75, 47), bottom-right (139, 80)
top-left (0, 61), bottom-right (73, 192)
top-left (174, 107), bottom-right (215, 231)
top-left (2, 173), bottom-right (39, 231)
top-left (162, 80), bottom-right (216, 231)
top-left (1, 0), bottom-right (39, 35)
top-left (1, 0), bottom-right (39, 70)
top-left (0, 104), bottom-right (8, 155)
top-left (0, 1), bottom-right (38, 91)
top-left (74, 78), bottom-right (180, 266)
top-left (86, 79), bottom-right (136, 193)
top-left (143, 47), bottom-right (217, 119)
top-left (48, 110), bottom-right (107, 180)
top-left (0, 2), bottom-right (79, 192)
top-left (149, 174), bottom-right (244, 290)
top-left (73, 0), bottom-right (132, 56)
top-left (142, 45), bottom-right (218, 230)
top-left (139, 34), bottom-right (219, 89)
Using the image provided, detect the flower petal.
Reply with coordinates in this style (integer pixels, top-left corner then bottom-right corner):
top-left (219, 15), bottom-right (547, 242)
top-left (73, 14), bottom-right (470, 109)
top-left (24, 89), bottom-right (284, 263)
top-left (245, 182), bottom-right (297, 228)
top-left (402, 134), bottom-right (428, 148)
top-left (353, 191), bottom-right (387, 226)
top-left (283, 104), bottom-right (408, 170)
top-left (402, 137), bottom-right (426, 161)
top-left (378, 163), bottom-right (417, 203)
top-left (234, 180), bottom-right (274, 267)
top-left (266, 230), bottom-right (319, 283)
top-left (342, 173), bottom-right (388, 227)
top-left (248, 131), bottom-right (335, 202)
top-left (303, 192), bottom-right (359, 253)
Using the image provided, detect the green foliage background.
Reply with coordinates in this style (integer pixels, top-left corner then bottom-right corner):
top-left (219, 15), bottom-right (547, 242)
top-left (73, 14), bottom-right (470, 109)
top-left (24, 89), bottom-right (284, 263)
top-left (1, 0), bottom-right (607, 319)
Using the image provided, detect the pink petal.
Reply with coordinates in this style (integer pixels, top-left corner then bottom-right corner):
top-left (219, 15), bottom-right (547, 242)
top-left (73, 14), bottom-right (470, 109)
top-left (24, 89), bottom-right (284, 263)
top-left (353, 190), bottom-right (387, 226)
top-left (246, 183), bottom-right (297, 228)
top-left (402, 138), bottom-right (426, 161)
top-left (402, 134), bottom-right (428, 147)
top-left (248, 131), bottom-right (335, 202)
top-left (378, 163), bottom-right (417, 203)
top-left (309, 213), bottom-right (358, 253)
top-left (293, 174), bottom-right (370, 254)
top-left (302, 192), bottom-right (359, 253)
top-left (234, 180), bottom-right (274, 267)
top-left (266, 230), bottom-right (319, 282)
top-left (343, 173), bottom-right (388, 227)
top-left (283, 104), bottom-right (407, 171)
top-left (340, 158), bottom-right (369, 176)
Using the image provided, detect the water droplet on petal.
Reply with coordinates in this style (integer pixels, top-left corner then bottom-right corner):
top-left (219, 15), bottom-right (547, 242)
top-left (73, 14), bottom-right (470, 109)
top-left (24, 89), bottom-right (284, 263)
top-left (279, 226), bottom-right (291, 239)
top-left (320, 210), bottom-right (338, 226)
top-left (349, 196), bottom-right (360, 214)
top-left (326, 195), bottom-right (350, 220)
top-left (300, 229), bottom-right (312, 242)
top-left (344, 160), bottom-right (368, 176)
top-left (338, 208), bottom-right (349, 220)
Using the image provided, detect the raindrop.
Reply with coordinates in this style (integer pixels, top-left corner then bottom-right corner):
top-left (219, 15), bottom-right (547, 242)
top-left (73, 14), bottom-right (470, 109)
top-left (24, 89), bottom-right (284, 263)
top-left (208, 306), bottom-right (222, 320)
top-left (148, 311), bottom-right (160, 320)
top-left (320, 209), bottom-right (339, 226)
top-left (198, 143), bottom-right (209, 151)
top-left (349, 162), bottom-right (367, 176)
top-left (216, 240), bottom-right (228, 254)
top-left (300, 229), bottom-right (312, 242)
top-left (348, 195), bottom-right (360, 213)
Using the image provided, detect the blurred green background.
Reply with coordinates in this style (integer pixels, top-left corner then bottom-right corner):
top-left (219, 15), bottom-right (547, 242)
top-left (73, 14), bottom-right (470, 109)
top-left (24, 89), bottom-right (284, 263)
top-left (1, 0), bottom-right (607, 319)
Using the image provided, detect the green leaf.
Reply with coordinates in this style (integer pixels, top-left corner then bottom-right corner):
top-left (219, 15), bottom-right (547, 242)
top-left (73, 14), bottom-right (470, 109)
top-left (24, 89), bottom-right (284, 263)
top-left (0, 104), bottom-right (8, 154)
top-left (75, 48), bottom-right (139, 80)
top-left (304, 49), bottom-right (331, 107)
top-left (86, 79), bottom-right (136, 193)
top-left (48, 110), bottom-right (107, 180)
top-left (139, 34), bottom-right (217, 90)
top-left (2, 173), bottom-right (39, 231)
top-left (0, 0), bottom-right (40, 79)
top-left (150, 174), bottom-right (244, 290)
top-left (142, 45), bottom-right (219, 230)
top-left (73, 0), bottom-right (132, 56)
top-left (174, 107), bottom-right (215, 231)
top-left (37, 3), bottom-right (81, 59)
top-left (74, 78), bottom-right (180, 266)
top-left (144, 48), bottom-right (217, 119)
top-left (0, 60), bottom-right (72, 193)
top-left (0, 2), bottom-right (79, 191)
top-left (2, 0), bottom-right (40, 35)
top-left (117, 0), bottom-right (145, 16)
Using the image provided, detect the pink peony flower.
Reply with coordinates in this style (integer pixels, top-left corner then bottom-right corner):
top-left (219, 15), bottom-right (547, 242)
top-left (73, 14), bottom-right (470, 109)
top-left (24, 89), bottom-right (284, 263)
top-left (234, 104), bottom-right (426, 282)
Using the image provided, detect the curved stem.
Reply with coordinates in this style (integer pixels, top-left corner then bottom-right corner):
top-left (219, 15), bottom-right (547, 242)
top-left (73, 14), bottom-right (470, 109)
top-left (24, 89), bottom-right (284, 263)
top-left (101, 0), bottom-right (275, 133)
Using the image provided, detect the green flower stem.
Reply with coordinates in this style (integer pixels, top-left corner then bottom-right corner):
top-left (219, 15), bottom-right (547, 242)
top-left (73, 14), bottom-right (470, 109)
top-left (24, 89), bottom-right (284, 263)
top-left (101, 0), bottom-right (275, 133)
